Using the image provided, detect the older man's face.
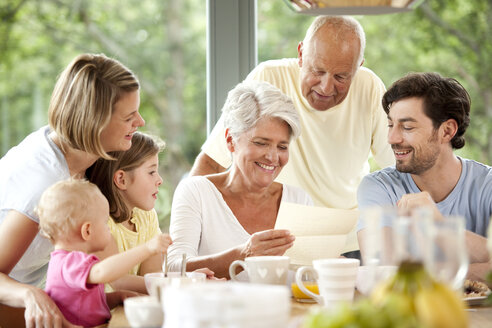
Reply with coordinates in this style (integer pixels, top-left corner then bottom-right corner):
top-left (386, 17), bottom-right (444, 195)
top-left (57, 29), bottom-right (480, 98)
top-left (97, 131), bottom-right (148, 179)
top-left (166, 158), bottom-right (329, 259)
top-left (298, 26), bottom-right (361, 111)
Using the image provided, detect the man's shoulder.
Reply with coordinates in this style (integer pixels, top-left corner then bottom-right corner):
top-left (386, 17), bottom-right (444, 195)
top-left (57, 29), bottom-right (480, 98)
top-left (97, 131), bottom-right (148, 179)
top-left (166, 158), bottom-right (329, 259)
top-left (257, 58), bottom-right (297, 69)
top-left (364, 166), bottom-right (404, 184)
top-left (252, 58), bottom-right (298, 77)
top-left (461, 157), bottom-right (492, 186)
top-left (353, 66), bottom-right (385, 86)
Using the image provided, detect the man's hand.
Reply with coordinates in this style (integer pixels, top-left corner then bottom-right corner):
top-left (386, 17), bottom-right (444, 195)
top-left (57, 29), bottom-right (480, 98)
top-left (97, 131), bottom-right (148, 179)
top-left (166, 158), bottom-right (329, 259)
top-left (397, 191), bottom-right (444, 220)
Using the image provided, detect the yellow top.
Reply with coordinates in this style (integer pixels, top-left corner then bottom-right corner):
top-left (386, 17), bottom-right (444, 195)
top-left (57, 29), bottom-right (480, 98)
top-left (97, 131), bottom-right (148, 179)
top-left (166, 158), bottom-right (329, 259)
top-left (108, 207), bottom-right (161, 275)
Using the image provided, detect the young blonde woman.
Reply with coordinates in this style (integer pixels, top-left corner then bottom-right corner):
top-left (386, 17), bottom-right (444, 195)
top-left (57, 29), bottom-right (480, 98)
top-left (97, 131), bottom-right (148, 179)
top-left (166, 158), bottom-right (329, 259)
top-left (0, 53), bottom-right (145, 327)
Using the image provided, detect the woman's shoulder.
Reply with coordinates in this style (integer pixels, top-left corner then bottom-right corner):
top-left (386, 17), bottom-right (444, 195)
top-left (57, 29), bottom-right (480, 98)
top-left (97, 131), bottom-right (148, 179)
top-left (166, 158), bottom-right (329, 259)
top-left (176, 175), bottom-right (217, 192)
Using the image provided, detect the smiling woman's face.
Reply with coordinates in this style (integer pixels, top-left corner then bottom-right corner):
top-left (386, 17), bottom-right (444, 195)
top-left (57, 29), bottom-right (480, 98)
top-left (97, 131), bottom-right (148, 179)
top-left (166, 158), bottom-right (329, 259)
top-left (100, 90), bottom-right (145, 152)
top-left (230, 117), bottom-right (291, 189)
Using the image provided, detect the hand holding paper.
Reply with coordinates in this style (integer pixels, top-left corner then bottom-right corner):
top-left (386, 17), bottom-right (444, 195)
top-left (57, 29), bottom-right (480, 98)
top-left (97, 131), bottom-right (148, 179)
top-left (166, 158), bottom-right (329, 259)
top-left (274, 202), bottom-right (358, 265)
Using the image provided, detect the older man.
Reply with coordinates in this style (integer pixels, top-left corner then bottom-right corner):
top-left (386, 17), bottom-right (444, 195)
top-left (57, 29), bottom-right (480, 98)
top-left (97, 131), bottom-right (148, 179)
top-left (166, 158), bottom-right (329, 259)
top-left (357, 72), bottom-right (492, 280)
top-left (191, 16), bottom-right (394, 255)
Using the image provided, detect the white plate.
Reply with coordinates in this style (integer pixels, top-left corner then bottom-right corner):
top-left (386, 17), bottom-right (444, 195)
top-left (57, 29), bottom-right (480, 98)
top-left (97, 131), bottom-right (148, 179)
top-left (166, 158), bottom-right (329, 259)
top-left (463, 295), bottom-right (488, 306)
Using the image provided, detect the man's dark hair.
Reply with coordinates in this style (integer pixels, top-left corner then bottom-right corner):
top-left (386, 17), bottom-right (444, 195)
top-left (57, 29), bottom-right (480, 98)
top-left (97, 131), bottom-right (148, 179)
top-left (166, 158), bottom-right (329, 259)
top-left (382, 72), bottom-right (471, 149)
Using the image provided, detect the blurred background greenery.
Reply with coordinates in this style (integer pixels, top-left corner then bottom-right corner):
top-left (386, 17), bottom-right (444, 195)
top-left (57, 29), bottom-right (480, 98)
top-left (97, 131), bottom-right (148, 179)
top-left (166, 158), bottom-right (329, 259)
top-left (1, 0), bottom-right (490, 231)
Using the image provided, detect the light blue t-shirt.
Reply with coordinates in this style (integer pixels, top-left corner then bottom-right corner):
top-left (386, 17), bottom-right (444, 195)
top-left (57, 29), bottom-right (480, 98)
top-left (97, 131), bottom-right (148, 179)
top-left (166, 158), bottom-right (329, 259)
top-left (357, 157), bottom-right (492, 236)
top-left (0, 126), bottom-right (70, 287)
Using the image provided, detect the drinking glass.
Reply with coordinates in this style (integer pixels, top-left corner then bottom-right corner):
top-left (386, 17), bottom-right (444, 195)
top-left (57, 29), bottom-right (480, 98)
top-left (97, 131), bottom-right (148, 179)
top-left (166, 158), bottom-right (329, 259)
top-left (358, 206), bottom-right (399, 294)
top-left (427, 216), bottom-right (469, 290)
top-left (393, 210), bottom-right (469, 290)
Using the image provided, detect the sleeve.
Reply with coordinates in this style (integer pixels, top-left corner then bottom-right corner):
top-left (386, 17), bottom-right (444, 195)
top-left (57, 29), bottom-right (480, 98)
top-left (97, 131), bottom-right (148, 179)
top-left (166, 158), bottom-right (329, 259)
top-left (201, 115), bottom-right (232, 169)
top-left (61, 252), bottom-right (99, 290)
top-left (167, 179), bottom-right (204, 271)
top-left (368, 73), bottom-right (395, 169)
top-left (356, 174), bottom-right (396, 231)
top-left (202, 62), bottom-right (276, 169)
top-left (282, 184), bottom-right (314, 206)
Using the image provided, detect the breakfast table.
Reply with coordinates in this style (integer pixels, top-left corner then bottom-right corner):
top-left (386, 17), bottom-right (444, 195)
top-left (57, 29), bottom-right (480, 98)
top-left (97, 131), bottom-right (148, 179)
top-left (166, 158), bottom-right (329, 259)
top-left (106, 297), bottom-right (492, 328)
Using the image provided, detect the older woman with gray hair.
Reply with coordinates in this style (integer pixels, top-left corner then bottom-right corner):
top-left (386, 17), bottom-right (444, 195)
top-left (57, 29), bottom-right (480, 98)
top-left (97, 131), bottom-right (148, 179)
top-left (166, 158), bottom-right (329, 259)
top-left (167, 80), bottom-right (313, 278)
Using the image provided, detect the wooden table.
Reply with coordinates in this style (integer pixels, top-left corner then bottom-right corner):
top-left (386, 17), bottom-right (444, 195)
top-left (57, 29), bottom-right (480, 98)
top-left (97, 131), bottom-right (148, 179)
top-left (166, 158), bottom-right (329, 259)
top-left (107, 298), bottom-right (492, 328)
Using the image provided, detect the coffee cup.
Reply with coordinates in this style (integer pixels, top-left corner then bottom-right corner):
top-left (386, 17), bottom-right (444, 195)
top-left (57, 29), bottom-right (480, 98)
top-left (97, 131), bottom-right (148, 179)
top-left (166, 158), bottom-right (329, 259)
top-left (229, 256), bottom-right (290, 285)
top-left (295, 258), bottom-right (360, 308)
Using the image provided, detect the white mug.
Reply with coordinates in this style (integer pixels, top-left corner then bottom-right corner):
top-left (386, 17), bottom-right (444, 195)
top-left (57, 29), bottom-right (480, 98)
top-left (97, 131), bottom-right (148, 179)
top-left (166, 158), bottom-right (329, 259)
top-left (229, 256), bottom-right (290, 285)
top-left (295, 258), bottom-right (360, 308)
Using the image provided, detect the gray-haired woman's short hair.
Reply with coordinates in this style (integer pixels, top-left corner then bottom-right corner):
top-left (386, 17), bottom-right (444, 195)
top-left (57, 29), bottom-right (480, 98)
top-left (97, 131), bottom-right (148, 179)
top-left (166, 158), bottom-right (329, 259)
top-left (222, 80), bottom-right (300, 140)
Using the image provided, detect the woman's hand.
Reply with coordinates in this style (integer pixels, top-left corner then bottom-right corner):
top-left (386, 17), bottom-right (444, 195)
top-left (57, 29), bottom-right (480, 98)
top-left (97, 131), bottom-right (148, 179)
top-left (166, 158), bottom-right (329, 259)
top-left (240, 229), bottom-right (295, 258)
top-left (23, 286), bottom-right (80, 328)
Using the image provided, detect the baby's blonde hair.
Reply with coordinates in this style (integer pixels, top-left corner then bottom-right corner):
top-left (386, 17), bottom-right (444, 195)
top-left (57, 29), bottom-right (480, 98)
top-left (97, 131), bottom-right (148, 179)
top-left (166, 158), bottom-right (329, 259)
top-left (37, 179), bottom-right (105, 242)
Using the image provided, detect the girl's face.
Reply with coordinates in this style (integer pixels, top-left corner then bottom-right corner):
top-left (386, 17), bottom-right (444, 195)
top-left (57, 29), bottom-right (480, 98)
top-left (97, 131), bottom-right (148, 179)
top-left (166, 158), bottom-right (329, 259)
top-left (100, 90), bottom-right (145, 152)
top-left (120, 154), bottom-right (163, 211)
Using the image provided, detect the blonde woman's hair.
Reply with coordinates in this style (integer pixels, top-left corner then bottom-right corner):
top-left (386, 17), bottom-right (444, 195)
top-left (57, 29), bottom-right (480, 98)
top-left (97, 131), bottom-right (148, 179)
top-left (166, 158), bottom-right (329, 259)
top-left (37, 179), bottom-right (105, 242)
top-left (88, 132), bottom-right (165, 223)
top-left (303, 16), bottom-right (366, 67)
top-left (49, 53), bottom-right (140, 160)
top-left (222, 80), bottom-right (300, 141)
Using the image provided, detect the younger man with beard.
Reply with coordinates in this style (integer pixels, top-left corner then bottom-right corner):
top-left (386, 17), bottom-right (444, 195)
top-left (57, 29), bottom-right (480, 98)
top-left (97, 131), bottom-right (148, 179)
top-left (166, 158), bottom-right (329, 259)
top-left (357, 72), bottom-right (492, 281)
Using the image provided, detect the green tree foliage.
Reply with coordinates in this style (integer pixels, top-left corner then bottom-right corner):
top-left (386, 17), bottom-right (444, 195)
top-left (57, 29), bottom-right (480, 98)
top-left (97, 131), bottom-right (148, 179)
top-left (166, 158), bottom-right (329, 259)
top-left (1, 0), bottom-right (490, 230)
top-left (0, 0), bottom-right (207, 229)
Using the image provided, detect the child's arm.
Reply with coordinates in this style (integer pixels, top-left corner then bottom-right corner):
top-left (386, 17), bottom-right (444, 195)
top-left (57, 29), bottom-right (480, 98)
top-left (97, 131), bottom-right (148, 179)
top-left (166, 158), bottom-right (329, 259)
top-left (87, 233), bottom-right (172, 284)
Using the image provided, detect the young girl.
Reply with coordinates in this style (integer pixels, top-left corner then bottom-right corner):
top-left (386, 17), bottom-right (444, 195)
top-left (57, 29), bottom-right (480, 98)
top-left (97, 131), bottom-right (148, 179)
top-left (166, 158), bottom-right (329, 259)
top-left (89, 132), bottom-right (216, 292)
top-left (37, 179), bottom-right (172, 327)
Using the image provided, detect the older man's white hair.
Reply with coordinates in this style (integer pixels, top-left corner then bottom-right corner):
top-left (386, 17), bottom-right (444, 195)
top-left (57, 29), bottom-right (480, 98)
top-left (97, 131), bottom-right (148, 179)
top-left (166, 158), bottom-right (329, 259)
top-left (303, 15), bottom-right (366, 67)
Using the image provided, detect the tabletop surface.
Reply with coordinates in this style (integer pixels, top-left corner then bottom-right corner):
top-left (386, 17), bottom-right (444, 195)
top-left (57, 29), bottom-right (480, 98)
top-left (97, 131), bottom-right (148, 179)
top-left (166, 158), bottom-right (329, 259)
top-left (107, 297), bottom-right (492, 328)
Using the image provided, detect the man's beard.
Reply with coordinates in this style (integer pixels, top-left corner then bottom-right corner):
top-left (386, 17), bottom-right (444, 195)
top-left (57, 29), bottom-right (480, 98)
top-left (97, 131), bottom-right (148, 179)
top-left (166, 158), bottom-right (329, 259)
top-left (394, 133), bottom-right (440, 175)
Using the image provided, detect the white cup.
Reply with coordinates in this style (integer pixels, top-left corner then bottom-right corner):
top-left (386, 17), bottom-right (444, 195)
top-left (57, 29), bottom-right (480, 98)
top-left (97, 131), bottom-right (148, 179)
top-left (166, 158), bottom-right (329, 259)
top-left (229, 256), bottom-right (290, 285)
top-left (295, 258), bottom-right (360, 308)
top-left (124, 296), bottom-right (163, 328)
top-left (144, 271), bottom-right (206, 298)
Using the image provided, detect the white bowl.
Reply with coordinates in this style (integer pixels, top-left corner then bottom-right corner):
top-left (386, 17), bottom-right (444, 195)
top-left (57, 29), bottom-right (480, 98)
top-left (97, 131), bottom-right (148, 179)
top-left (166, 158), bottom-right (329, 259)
top-left (144, 271), bottom-right (206, 297)
top-left (124, 296), bottom-right (163, 328)
top-left (162, 282), bottom-right (290, 328)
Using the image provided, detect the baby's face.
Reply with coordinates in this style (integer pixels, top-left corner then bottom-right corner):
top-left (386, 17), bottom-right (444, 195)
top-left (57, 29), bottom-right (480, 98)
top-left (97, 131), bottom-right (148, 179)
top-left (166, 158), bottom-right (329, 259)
top-left (88, 192), bottom-right (112, 252)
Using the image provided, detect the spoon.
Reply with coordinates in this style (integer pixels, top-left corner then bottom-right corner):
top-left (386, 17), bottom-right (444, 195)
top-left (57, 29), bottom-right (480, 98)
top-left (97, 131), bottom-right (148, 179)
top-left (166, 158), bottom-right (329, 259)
top-left (163, 253), bottom-right (168, 278)
top-left (181, 253), bottom-right (187, 277)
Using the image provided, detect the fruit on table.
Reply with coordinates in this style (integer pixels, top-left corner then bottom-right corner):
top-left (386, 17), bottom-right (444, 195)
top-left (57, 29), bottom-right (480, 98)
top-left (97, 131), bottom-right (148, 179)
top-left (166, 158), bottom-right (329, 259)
top-left (303, 261), bottom-right (468, 328)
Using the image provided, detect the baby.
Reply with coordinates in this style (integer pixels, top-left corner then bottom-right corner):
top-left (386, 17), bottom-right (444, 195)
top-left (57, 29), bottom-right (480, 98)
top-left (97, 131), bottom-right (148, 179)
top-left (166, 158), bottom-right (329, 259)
top-left (37, 178), bottom-right (172, 327)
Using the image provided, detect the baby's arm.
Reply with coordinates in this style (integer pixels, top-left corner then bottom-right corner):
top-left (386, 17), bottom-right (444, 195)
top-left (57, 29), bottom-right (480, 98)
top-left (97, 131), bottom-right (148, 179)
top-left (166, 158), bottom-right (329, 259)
top-left (87, 233), bottom-right (172, 284)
